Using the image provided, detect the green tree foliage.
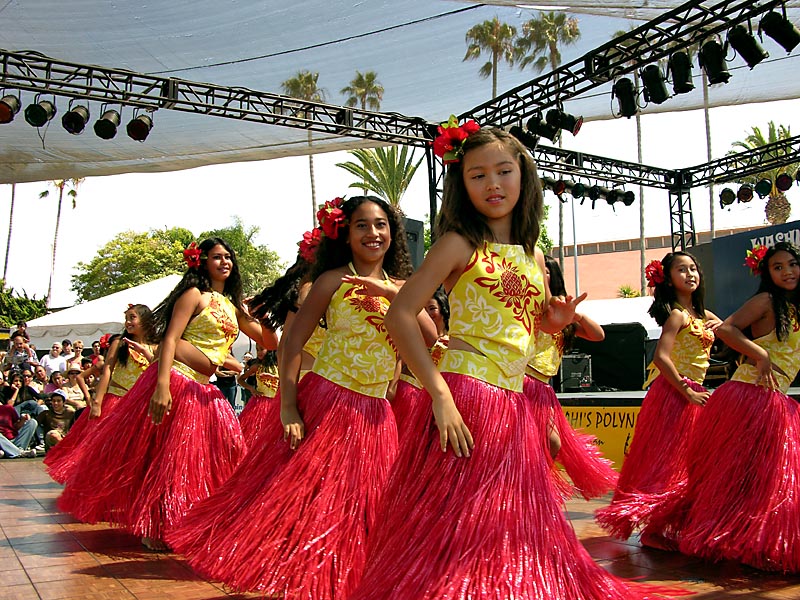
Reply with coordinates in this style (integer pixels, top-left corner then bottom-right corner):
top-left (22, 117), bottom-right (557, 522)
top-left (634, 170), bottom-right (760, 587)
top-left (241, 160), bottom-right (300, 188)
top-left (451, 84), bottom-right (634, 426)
top-left (463, 17), bottom-right (517, 98)
top-left (336, 146), bottom-right (423, 208)
top-left (515, 11), bottom-right (580, 74)
top-left (40, 178), bottom-right (85, 307)
top-left (617, 284), bottom-right (642, 298)
top-left (340, 71), bottom-right (384, 111)
top-left (0, 281), bottom-right (47, 328)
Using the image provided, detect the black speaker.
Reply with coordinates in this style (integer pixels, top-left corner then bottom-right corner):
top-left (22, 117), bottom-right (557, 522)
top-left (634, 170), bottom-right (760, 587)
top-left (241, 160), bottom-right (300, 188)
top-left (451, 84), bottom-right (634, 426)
top-left (560, 353), bottom-right (592, 392)
top-left (403, 217), bottom-right (425, 270)
top-left (573, 322), bottom-right (647, 391)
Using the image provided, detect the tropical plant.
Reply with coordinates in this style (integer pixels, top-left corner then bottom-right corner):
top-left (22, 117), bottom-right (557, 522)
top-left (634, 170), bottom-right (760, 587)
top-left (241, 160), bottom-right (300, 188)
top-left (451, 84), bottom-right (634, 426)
top-left (336, 146), bottom-right (423, 208)
top-left (617, 284), bottom-right (641, 298)
top-left (729, 122), bottom-right (798, 225)
top-left (39, 178), bottom-right (85, 307)
top-left (282, 71), bottom-right (326, 227)
top-left (463, 17), bottom-right (517, 98)
top-left (340, 70), bottom-right (384, 111)
top-left (0, 280), bottom-right (47, 327)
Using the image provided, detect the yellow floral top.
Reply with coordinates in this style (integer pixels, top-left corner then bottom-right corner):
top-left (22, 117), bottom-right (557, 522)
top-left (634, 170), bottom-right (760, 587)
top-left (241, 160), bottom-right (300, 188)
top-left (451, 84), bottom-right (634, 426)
top-left (255, 367), bottom-right (280, 398)
top-left (399, 336), bottom-right (450, 389)
top-left (108, 344), bottom-right (157, 396)
top-left (731, 311), bottom-right (800, 393)
top-left (441, 242), bottom-right (544, 392)
top-left (303, 324), bottom-right (326, 359)
top-left (526, 330), bottom-right (566, 383)
top-left (312, 264), bottom-right (397, 398)
top-left (644, 308), bottom-right (715, 387)
top-left (181, 291), bottom-right (239, 366)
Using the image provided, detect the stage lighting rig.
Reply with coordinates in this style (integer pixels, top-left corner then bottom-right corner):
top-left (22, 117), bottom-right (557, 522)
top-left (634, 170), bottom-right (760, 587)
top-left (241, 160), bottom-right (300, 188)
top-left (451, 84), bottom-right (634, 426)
top-left (641, 65), bottom-right (670, 105)
top-left (62, 104), bottom-right (90, 135)
top-left (0, 94), bottom-right (21, 124)
top-left (775, 172), bottom-right (793, 192)
top-left (728, 24), bottom-right (768, 68)
top-left (668, 51), bottom-right (695, 94)
top-left (699, 39), bottom-right (731, 84)
top-left (760, 9), bottom-right (800, 53)
top-left (737, 184), bottom-right (754, 202)
top-left (94, 108), bottom-right (121, 139)
top-left (127, 111), bottom-right (153, 142)
top-left (545, 108), bottom-right (583, 136)
top-left (719, 187), bottom-right (736, 207)
top-left (527, 115), bottom-right (560, 142)
top-left (612, 78), bottom-right (638, 118)
top-left (24, 96), bottom-right (56, 127)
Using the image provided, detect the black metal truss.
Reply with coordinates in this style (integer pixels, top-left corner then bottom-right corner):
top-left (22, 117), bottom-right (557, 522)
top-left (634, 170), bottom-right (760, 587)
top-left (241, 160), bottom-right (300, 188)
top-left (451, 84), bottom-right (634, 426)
top-left (461, 0), bottom-right (783, 127)
top-left (0, 49), bottom-right (432, 146)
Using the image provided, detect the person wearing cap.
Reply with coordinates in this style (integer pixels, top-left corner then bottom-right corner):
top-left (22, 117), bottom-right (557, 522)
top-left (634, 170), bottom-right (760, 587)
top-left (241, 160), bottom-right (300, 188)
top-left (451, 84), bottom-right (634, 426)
top-left (36, 390), bottom-right (74, 451)
top-left (61, 340), bottom-right (75, 362)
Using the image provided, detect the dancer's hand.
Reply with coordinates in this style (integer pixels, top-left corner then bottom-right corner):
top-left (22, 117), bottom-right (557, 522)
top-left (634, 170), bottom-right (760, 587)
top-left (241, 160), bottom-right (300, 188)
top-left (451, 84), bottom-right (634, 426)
top-left (149, 384), bottom-right (172, 425)
top-left (432, 394), bottom-right (473, 458)
top-left (755, 352), bottom-right (778, 391)
top-left (545, 293), bottom-right (588, 332)
top-left (684, 387), bottom-right (710, 407)
top-left (281, 405), bottom-right (305, 450)
top-left (89, 399), bottom-right (102, 419)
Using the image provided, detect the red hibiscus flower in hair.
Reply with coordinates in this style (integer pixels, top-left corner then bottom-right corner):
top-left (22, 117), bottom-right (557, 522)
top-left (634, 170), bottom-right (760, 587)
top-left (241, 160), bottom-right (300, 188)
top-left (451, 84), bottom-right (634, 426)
top-left (744, 244), bottom-right (768, 276)
top-left (298, 228), bottom-right (323, 263)
top-left (317, 197), bottom-right (347, 240)
top-left (432, 115), bottom-right (481, 164)
top-left (99, 333), bottom-right (112, 351)
top-left (183, 242), bottom-right (202, 268)
top-left (645, 260), bottom-right (665, 287)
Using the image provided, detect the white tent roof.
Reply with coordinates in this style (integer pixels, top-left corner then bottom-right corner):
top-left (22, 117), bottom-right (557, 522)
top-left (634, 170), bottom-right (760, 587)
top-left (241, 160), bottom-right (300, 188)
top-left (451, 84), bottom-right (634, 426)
top-left (1, 0), bottom-right (798, 183)
top-left (579, 296), bottom-right (661, 340)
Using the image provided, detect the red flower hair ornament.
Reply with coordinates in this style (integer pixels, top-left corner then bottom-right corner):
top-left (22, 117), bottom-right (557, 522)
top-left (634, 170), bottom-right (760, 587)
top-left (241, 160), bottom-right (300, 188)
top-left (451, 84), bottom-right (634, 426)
top-left (744, 244), bottom-right (768, 276)
top-left (99, 333), bottom-right (112, 351)
top-left (183, 242), bottom-right (203, 269)
top-left (316, 197), bottom-right (347, 240)
top-left (298, 228), bottom-right (323, 263)
top-left (645, 260), bottom-right (665, 287)
top-left (432, 115), bottom-right (481, 164)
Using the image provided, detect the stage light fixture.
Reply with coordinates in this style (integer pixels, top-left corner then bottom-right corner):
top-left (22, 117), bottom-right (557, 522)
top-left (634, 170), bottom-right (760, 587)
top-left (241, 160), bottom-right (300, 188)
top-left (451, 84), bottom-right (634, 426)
top-left (127, 113), bottom-right (153, 142)
top-left (754, 178), bottom-right (772, 198)
top-left (571, 182), bottom-right (586, 199)
top-left (527, 116), bottom-right (561, 142)
top-left (640, 64), bottom-right (670, 104)
top-left (334, 107), bottom-right (353, 134)
top-left (776, 172), bottom-right (793, 192)
top-left (540, 176), bottom-right (558, 192)
top-left (728, 24), bottom-right (768, 69)
top-left (760, 11), bottom-right (800, 53)
top-left (61, 105), bottom-right (90, 135)
top-left (668, 51), bottom-right (695, 94)
top-left (0, 94), bottom-right (21, 124)
top-left (545, 109), bottom-right (583, 136)
top-left (622, 191), bottom-right (636, 206)
top-left (612, 78), bottom-right (638, 118)
top-left (553, 179), bottom-right (567, 196)
top-left (24, 98), bottom-right (56, 127)
top-left (699, 39), bottom-right (731, 84)
top-left (509, 124), bottom-right (539, 150)
top-left (606, 189), bottom-right (621, 205)
top-left (94, 109), bottom-right (121, 139)
top-left (719, 187), bottom-right (736, 207)
top-left (737, 184), bottom-right (754, 203)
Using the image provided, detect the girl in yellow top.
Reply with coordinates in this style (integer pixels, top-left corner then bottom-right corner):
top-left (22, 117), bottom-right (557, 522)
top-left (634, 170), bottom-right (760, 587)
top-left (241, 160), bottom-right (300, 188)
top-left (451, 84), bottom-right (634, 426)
top-left (168, 196), bottom-right (436, 597)
top-left (58, 237), bottom-right (278, 551)
top-left (652, 242), bottom-right (800, 572)
top-left (597, 251), bottom-right (720, 548)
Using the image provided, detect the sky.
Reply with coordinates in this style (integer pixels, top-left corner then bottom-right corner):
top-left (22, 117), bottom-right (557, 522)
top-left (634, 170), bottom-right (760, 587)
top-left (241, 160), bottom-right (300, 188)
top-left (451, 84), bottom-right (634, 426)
top-left (1, 97), bottom-right (799, 309)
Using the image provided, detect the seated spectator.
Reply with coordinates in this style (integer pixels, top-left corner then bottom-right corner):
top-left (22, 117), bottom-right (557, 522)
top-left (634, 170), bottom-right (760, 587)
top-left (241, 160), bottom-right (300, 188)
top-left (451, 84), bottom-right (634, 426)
top-left (73, 340), bottom-right (85, 359)
top-left (61, 339), bottom-right (74, 362)
top-left (31, 365), bottom-right (48, 393)
top-left (40, 342), bottom-right (68, 378)
top-left (7, 320), bottom-right (30, 351)
top-left (63, 362), bottom-right (88, 416)
top-left (15, 369), bottom-right (46, 413)
top-left (0, 402), bottom-right (37, 458)
top-left (37, 390), bottom-right (74, 451)
top-left (44, 371), bottom-right (65, 395)
top-left (2, 332), bottom-right (37, 373)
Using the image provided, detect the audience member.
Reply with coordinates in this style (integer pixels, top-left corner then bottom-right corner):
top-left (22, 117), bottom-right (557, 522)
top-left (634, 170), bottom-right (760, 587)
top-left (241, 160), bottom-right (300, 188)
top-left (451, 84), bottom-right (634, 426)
top-left (40, 343), bottom-right (68, 377)
top-left (44, 371), bottom-right (65, 395)
top-left (61, 339), bottom-right (75, 362)
top-left (0, 402), bottom-right (37, 458)
top-left (63, 362), bottom-right (88, 416)
top-left (73, 340), bottom-right (85, 359)
top-left (37, 390), bottom-right (74, 451)
top-left (2, 332), bottom-right (37, 373)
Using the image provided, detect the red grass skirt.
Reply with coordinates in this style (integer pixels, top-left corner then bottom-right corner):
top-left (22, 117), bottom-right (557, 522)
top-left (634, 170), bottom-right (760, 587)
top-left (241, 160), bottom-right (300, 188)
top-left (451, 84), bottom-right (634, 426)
top-left (649, 380), bottom-right (800, 572)
top-left (392, 378), bottom-right (425, 442)
top-left (166, 372), bottom-right (399, 597)
top-left (237, 392), bottom-right (282, 447)
top-left (44, 393), bottom-right (124, 484)
top-left (596, 375), bottom-right (704, 540)
top-left (57, 363), bottom-right (246, 541)
top-left (348, 372), bottom-right (678, 600)
top-left (524, 375), bottom-right (618, 499)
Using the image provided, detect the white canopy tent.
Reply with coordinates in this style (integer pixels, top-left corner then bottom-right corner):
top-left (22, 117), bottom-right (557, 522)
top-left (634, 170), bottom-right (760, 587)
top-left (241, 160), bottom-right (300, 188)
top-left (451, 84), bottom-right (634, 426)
top-left (579, 296), bottom-right (661, 340)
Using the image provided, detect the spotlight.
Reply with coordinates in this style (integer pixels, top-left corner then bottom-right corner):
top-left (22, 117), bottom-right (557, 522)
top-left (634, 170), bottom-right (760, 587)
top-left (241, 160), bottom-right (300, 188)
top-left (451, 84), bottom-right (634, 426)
top-left (640, 65), bottom-right (670, 104)
top-left (776, 172), bottom-right (793, 192)
top-left (588, 185), bottom-right (608, 209)
top-left (61, 105), bottom-right (90, 135)
top-left (527, 116), bottom-right (560, 142)
top-left (553, 179), bottom-right (567, 196)
top-left (719, 187), bottom-right (736, 207)
top-left (545, 109), bottom-right (583, 136)
top-left (94, 109), bottom-right (121, 139)
top-left (334, 107), bottom-right (353, 134)
top-left (760, 11), bottom-right (800, 53)
top-left (621, 191), bottom-right (636, 206)
top-left (612, 78), bottom-right (638, 118)
top-left (127, 113), bottom-right (153, 142)
top-left (24, 99), bottom-right (57, 127)
top-left (541, 176), bottom-right (558, 191)
top-left (699, 39), bottom-right (731, 84)
top-left (606, 189), bottom-right (621, 205)
top-left (0, 94), bottom-right (21, 124)
top-left (754, 178), bottom-right (772, 198)
top-left (668, 51), bottom-right (695, 94)
top-left (728, 25), bottom-right (768, 69)
top-left (737, 184), bottom-right (754, 203)
top-left (509, 124), bottom-right (539, 150)
top-left (571, 182), bottom-right (586, 199)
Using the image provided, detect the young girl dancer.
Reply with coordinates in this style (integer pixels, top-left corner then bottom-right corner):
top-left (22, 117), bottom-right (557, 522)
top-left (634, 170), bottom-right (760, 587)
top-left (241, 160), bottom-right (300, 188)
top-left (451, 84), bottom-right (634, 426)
top-left (58, 238), bottom-right (278, 550)
top-left (168, 196), bottom-right (436, 597)
top-left (596, 251), bottom-right (719, 547)
top-left (525, 255), bottom-right (615, 500)
top-left (348, 122), bottom-right (681, 600)
top-left (650, 242), bottom-right (800, 572)
top-left (45, 304), bottom-right (156, 484)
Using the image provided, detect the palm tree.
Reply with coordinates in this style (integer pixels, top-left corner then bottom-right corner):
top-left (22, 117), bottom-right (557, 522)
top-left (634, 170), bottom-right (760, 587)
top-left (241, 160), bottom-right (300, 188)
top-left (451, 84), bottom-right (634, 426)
top-left (463, 17), bottom-right (517, 99)
top-left (39, 178), bottom-right (84, 307)
top-left (336, 146), bottom-right (423, 209)
top-left (729, 122), bottom-right (799, 225)
top-left (282, 70), bottom-right (325, 227)
top-left (341, 71), bottom-right (384, 111)
top-left (516, 11), bottom-right (580, 272)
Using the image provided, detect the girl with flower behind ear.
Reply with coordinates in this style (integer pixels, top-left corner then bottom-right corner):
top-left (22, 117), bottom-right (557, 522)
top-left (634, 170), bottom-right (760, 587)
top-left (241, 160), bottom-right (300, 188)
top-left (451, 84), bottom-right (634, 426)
top-left (596, 251), bottom-right (721, 549)
top-left (648, 242), bottom-right (800, 572)
top-left (168, 196), bottom-right (437, 597)
top-left (58, 238), bottom-right (278, 551)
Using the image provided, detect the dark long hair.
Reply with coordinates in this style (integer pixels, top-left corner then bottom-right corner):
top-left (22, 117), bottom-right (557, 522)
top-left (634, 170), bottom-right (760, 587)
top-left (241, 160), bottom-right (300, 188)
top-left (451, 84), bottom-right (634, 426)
top-left (647, 251), bottom-right (706, 327)
top-left (152, 237), bottom-right (244, 341)
top-left (117, 304), bottom-right (156, 367)
top-left (431, 285), bottom-right (450, 333)
top-left (757, 242), bottom-right (800, 341)
top-left (544, 254), bottom-right (577, 346)
top-left (436, 127), bottom-right (543, 256)
top-left (309, 196), bottom-right (413, 281)
top-left (248, 255), bottom-right (312, 329)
